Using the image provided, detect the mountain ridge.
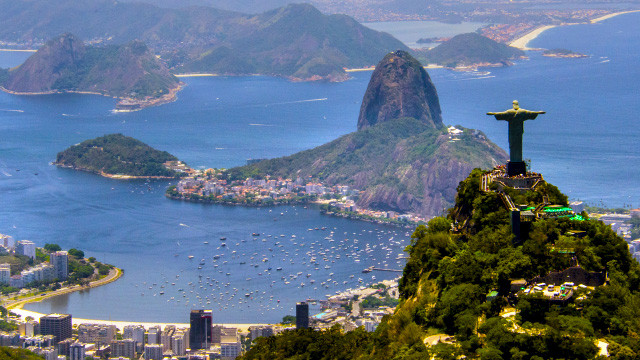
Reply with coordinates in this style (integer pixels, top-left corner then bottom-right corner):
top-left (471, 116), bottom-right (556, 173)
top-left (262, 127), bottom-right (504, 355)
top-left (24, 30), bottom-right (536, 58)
top-left (0, 1), bottom-right (409, 80)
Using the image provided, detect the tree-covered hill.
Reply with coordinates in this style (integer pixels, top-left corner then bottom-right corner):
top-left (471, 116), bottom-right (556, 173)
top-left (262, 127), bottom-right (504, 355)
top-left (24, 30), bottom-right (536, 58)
top-left (2, 33), bottom-right (180, 101)
top-left (418, 32), bottom-right (525, 68)
top-left (55, 134), bottom-right (182, 178)
top-left (241, 169), bottom-right (640, 359)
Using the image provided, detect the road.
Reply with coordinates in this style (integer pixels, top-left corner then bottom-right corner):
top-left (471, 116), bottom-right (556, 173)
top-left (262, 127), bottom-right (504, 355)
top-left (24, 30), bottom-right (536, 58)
top-left (3, 267), bottom-right (122, 310)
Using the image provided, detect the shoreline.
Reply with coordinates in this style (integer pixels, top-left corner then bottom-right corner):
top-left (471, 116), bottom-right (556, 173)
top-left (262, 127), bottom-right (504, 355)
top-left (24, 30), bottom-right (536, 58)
top-left (510, 10), bottom-right (640, 51)
top-left (9, 308), bottom-right (267, 333)
top-left (0, 49), bottom-right (37, 52)
top-left (5, 267), bottom-right (123, 312)
top-left (0, 83), bottom-right (183, 112)
top-left (54, 163), bottom-right (179, 180)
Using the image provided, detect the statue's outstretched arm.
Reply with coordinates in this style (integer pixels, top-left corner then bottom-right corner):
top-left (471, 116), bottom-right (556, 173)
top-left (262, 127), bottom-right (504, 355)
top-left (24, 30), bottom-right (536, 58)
top-left (487, 111), bottom-right (512, 120)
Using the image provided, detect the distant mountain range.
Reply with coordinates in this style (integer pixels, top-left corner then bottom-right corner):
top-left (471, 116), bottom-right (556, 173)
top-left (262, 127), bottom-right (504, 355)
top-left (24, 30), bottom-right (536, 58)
top-left (1, 34), bottom-right (181, 109)
top-left (0, 0), bottom-right (408, 80)
top-left (229, 51), bottom-right (507, 217)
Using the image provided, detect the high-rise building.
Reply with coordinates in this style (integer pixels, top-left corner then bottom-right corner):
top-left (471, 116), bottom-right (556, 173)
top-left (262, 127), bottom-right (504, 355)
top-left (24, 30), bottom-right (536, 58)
top-left (147, 326), bottom-right (161, 345)
top-left (220, 341), bottom-right (241, 360)
top-left (160, 325), bottom-right (175, 352)
top-left (144, 344), bottom-right (163, 360)
top-left (57, 339), bottom-right (74, 357)
top-left (171, 331), bottom-right (187, 356)
top-left (122, 325), bottom-right (145, 353)
top-left (189, 310), bottom-right (212, 350)
top-left (49, 251), bottom-right (68, 280)
top-left (39, 314), bottom-right (72, 344)
top-left (16, 240), bottom-right (36, 259)
top-left (0, 264), bottom-right (10, 285)
top-left (69, 343), bottom-right (85, 360)
top-left (110, 339), bottom-right (136, 359)
top-left (0, 234), bottom-right (15, 249)
top-left (296, 302), bottom-right (309, 329)
top-left (77, 324), bottom-right (116, 345)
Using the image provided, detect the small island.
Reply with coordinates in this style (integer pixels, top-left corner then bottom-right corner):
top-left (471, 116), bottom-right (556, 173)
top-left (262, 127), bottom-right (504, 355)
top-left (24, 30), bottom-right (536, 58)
top-left (542, 48), bottom-right (588, 58)
top-left (417, 32), bottom-right (525, 69)
top-left (0, 33), bottom-right (182, 111)
top-left (54, 134), bottom-right (186, 179)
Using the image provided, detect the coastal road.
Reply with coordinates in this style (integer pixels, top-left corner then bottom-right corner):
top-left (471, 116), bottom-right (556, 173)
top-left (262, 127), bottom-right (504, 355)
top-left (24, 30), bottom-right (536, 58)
top-left (2, 267), bottom-right (123, 310)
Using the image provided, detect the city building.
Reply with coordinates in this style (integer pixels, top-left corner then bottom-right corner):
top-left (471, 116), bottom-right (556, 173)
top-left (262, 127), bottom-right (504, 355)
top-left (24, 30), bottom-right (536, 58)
top-left (189, 310), bottom-right (212, 350)
top-left (49, 251), bottom-right (69, 280)
top-left (0, 234), bottom-right (15, 249)
top-left (160, 325), bottom-right (176, 352)
top-left (0, 264), bottom-right (10, 285)
top-left (77, 324), bottom-right (116, 345)
top-left (171, 331), bottom-right (188, 356)
top-left (248, 326), bottom-right (274, 341)
top-left (40, 347), bottom-right (58, 360)
top-left (220, 341), bottom-right (241, 360)
top-left (296, 302), bottom-right (310, 329)
top-left (16, 240), bottom-right (36, 259)
top-left (57, 339), bottom-right (74, 357)
top-left (122, 325), bottom-right (145, 352)
top-left (39, 314), bottom-right (72, 344)
top-left (110, 339), bottom-right (136, 359)
top-left (19, 320), bottom-right (40, 337)
top-left (144, 344), bottom-right (163, 360)
top-left (147, 326), bottom-right (161, 345)
top-left (69, 343), bottom-right (85, 360)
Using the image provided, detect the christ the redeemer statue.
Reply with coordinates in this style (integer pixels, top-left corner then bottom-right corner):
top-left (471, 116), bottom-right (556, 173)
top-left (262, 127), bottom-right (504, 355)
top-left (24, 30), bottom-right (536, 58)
top-left (487, 100), bottom-right (545, 176)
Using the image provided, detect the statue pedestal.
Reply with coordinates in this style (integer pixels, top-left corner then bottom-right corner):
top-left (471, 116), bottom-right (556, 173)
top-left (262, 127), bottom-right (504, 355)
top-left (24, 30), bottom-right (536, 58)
top-left (507, 161), bottom-right (527, 177)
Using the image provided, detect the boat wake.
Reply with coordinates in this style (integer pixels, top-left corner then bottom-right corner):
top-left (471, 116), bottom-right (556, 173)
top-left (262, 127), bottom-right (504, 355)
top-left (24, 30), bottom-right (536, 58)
top-left (0, 109), bottom-right (24, 113)
top-left (258, 98), bottom-right (328, 107)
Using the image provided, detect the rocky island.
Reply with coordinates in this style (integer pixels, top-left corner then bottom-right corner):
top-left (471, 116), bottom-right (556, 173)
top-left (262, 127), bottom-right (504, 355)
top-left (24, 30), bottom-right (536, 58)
top-left (418, 32), bottom-right (525, 69)
top-left (54, 134), bottom-right (185, 179)
top-left (542, 48), bottom-right (588, 58)
top-left (0, 33), bottom-right (182, 111)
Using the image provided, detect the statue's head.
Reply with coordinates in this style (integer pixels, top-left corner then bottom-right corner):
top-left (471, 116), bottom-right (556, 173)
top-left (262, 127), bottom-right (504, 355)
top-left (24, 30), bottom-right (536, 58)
top-left (512, 100), bottom-right (519, 110)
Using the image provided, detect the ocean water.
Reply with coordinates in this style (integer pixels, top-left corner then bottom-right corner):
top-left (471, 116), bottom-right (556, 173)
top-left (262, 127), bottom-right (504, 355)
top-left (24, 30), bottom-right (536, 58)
top-left (363, 20), bottom-right (486, 48)
top-left (0, 13), bottom-right (638, 323)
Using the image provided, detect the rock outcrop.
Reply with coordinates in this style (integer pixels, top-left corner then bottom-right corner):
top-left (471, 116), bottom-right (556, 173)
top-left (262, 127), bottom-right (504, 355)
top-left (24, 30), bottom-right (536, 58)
top-left (357, 50), bottom-right (442, 130)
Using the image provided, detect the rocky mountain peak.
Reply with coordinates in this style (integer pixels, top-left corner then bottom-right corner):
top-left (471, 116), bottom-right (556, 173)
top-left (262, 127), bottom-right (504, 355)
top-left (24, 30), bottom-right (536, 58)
top-left (357, 50), bottom-right (443, 131)
top-left (3, 33), bottom-right (86, 92)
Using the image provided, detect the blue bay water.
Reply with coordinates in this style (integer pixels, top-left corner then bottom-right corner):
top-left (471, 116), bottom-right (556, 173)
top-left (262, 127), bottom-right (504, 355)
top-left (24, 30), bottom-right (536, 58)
top-left (0, 13), bottom-right (638, 323)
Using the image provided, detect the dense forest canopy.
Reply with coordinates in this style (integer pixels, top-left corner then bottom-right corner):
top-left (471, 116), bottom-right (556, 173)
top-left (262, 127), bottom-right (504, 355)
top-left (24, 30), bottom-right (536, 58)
top-left (241, 168), bottom-right (640, 360)
top-left (55, 134), bottom-right (181, 178)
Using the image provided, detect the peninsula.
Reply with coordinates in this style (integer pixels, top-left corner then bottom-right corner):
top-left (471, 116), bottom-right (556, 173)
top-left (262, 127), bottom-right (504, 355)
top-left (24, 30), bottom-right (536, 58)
top-left (54, 134), bottom-right (186, 179)
top-left (1, 33), bottom-right (182, 111)
top-left (0, 236), bottom-right (122, 311)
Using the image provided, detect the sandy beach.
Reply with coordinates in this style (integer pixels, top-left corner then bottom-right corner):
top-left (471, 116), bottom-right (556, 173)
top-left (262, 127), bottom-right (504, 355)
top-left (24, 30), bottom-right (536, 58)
top-left (174, 73), bottom-right (218, 77)
top-left (9, 307), bottom-right (268, 332)
top-left (510, 10), bottom-right (640, 51)
top-left (509, 25), bottom-right (557, 50)
top-left (590, 10), bottom-right (640, 23)
top-left (0, 49), bottom-right (36, 52)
